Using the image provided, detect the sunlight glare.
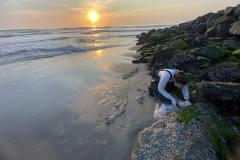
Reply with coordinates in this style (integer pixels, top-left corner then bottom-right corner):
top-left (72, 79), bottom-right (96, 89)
top-left (88, 10), bottom-right (99, 24)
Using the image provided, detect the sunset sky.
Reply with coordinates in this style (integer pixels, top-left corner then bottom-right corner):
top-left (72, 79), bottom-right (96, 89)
top-left (0, 0), bottom-right (239, 29)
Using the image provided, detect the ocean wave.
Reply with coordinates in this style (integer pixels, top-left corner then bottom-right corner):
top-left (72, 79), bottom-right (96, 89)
top-left (0, 31), bottom-right (52, 39)
top-left (82, 29), bottom-right (151, 34)
top-left (0, 25), bottom-right (158, 65)
top-left (0, 25), bottom-right (160, 39)
top-left (0, 44), bottom-right (129, 65)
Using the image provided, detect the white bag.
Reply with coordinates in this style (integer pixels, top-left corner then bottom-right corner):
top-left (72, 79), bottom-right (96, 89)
top-left (153, 103), bottom-right (178, 121)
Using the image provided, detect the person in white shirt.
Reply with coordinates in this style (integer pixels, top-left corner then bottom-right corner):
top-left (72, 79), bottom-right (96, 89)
top-left (157, 69), bottom-right (192, 107)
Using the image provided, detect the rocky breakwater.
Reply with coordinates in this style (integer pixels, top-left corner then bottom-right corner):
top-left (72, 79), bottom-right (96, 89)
top-left (131, 4), bottom-right (240, 160)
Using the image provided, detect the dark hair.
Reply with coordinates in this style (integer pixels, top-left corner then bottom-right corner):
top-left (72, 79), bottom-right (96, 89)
top-left (174, 71), bottom-right (188, 85)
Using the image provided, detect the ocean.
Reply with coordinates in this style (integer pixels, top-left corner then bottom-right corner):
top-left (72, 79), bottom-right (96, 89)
top-left (0, 25), bottom-right (166, 65)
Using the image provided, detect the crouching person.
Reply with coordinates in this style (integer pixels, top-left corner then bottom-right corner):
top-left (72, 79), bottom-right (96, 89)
top-left (157, 69), bottom-right (192, 107)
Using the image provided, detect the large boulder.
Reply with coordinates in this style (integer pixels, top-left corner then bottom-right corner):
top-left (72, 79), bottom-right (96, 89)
top-left (191, 23), bottom-right (207, 34)
top-left (217, 10), bottom-right (225, 17)
top-left (233, 7), bottom-right (240, 18)
top-left (194, 34), bottom-right (208, 47)
top-left (208, 37), bottom-right (224, 43)
top-left (223, 39), bottom-right (240, 50)
top-left (191, 47), bottom-right (215, 58)
top-left (191, 47), bottom-right (231, 61)
top-left (137, 30), bottom-right (155, 45)
top-left (224, 7), bottom-right (235, 16)
top-left (206, 15), bottom-right (237, 37)
top-left (216, 24), bottom-right (230, 37)
top-left (197, 56), bottom-right (212, 63)
top-left (169, 39), bottom-right (190, 51)
top-left (147, 48), bottom-right (176, 70)
top-left (131, 113), bottom-right (217, 160)
top-left (214, 16), bottom-right (236, 26)
top-left (229, 21), bottom-right (240, 36)
top-left (194, 82), bottom-right (240, 114)
top-left (179, 21), bottom-right (192, 32)
top-left (233, 49), bottom-right (240, 58)
top-left (183, 33), bottom-right (207, 47)
top-left (205, 26), bottom-right (216, 37)
top-left (194, 16), bottom-right (207, 24)
top-left (208, 63), bottom-right (240, 83)
top-left (167, 25), bottom-right (180, 35)
top-left (206, 24), bottom-right (230, 37)
top-left (206, 13), bottom-right (221, 28)
top-left (149, 31), bottom-right (170, 44)
top-left (169, 53), bottom-right (198, 72)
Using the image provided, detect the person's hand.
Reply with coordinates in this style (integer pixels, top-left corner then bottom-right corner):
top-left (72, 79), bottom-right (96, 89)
top-left (171, 98), bottom-right (177, 106)
top-left (179, 100), bottom-right (192, 108)
top-left (184, 101), bottom-right (192, 107)
top-left (178, 100), bottom-right (185, 107)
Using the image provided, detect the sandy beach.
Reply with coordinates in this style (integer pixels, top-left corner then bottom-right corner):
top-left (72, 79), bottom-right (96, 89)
top-left (0, 45), bottom-right (155, 160)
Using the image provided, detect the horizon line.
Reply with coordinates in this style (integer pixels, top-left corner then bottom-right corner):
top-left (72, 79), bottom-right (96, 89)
top-left (0, 24), bottom-right (174, 32)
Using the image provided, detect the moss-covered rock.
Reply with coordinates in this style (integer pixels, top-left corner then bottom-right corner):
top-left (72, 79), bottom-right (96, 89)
top-left (149, 31), bottom-right (171, 44)
top-left (197, 56), bottom-right (212, 65)
top-left (169, 39), bottom-right (190, 51)
top-left (177, 105), bottom-right (200, 124)
top-left (169, 53), bottom-right (198, 73)
top-left (233, 49), bottom-right (240, 58)
top-left (191, 46), bottom-right (232, 61)
top-left (203, 117), bottom-right (239, 160)
top-left (214, 47), bottom-right (232, 59)
top-left (223, 39), bottom-right (240, 51)
top-left (197, 56), bottom-right (212, 62)
top-left (147, 48), bottom-right (176, 70)
top-left (136, 29), bottom-right (157, 45)
top-left (193, 82), bottom-right (240, 115)
top-left (179, 21), bottom-right (192, 32)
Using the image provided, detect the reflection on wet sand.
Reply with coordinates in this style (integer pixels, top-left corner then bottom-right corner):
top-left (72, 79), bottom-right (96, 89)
top-left (0, 108), bottom-right (117, 160)
top-left (90, 50), bottom-right (105, 58)
top-left (0, 46), bottom-right (154, 160)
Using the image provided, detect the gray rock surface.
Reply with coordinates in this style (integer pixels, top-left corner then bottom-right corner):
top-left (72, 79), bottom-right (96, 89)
top-left (208, 63), bottom-right (240, 83)
top-left (234, 7), bottom-right (240, 18)
top-left (193, 82), bottom-right (240, 113)
top-left (205, 26), bottom-right (216, 37)
top-left (214, 16), bottom-right (236, 26)
top-left (216, 24), bottom-right (230, 37)
top-left (224, 7), bottom-right (235, 16)
top-left (131, 110), bottom-right (217, 160)
top-left (169, 53), bottom-right (198, 72)
top-left (191, 23), bottom-right (207, 34)
top-left (223, 39), bottom-right (240, 49)
top-left (229, 21), bottom-right (240, 36)
top-left (191, 47), bottom-right (215, 58)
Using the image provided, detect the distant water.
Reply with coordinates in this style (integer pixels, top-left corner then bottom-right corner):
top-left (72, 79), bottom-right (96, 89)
top-left (0, 25), bottom-right (167, 65)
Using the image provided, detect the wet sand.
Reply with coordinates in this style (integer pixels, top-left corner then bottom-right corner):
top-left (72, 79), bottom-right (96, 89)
top-left (0, 46), bottom-right (155, 160)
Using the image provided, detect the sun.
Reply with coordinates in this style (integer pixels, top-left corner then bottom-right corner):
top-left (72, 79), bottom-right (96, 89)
top-left (87, 10), bottom-right (99, 25)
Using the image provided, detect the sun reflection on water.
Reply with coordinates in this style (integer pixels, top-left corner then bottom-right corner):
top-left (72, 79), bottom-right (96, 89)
top-left (90, 50), bottom-right (105, 58)
top-left (93, 34), bottom-right (99, 37)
